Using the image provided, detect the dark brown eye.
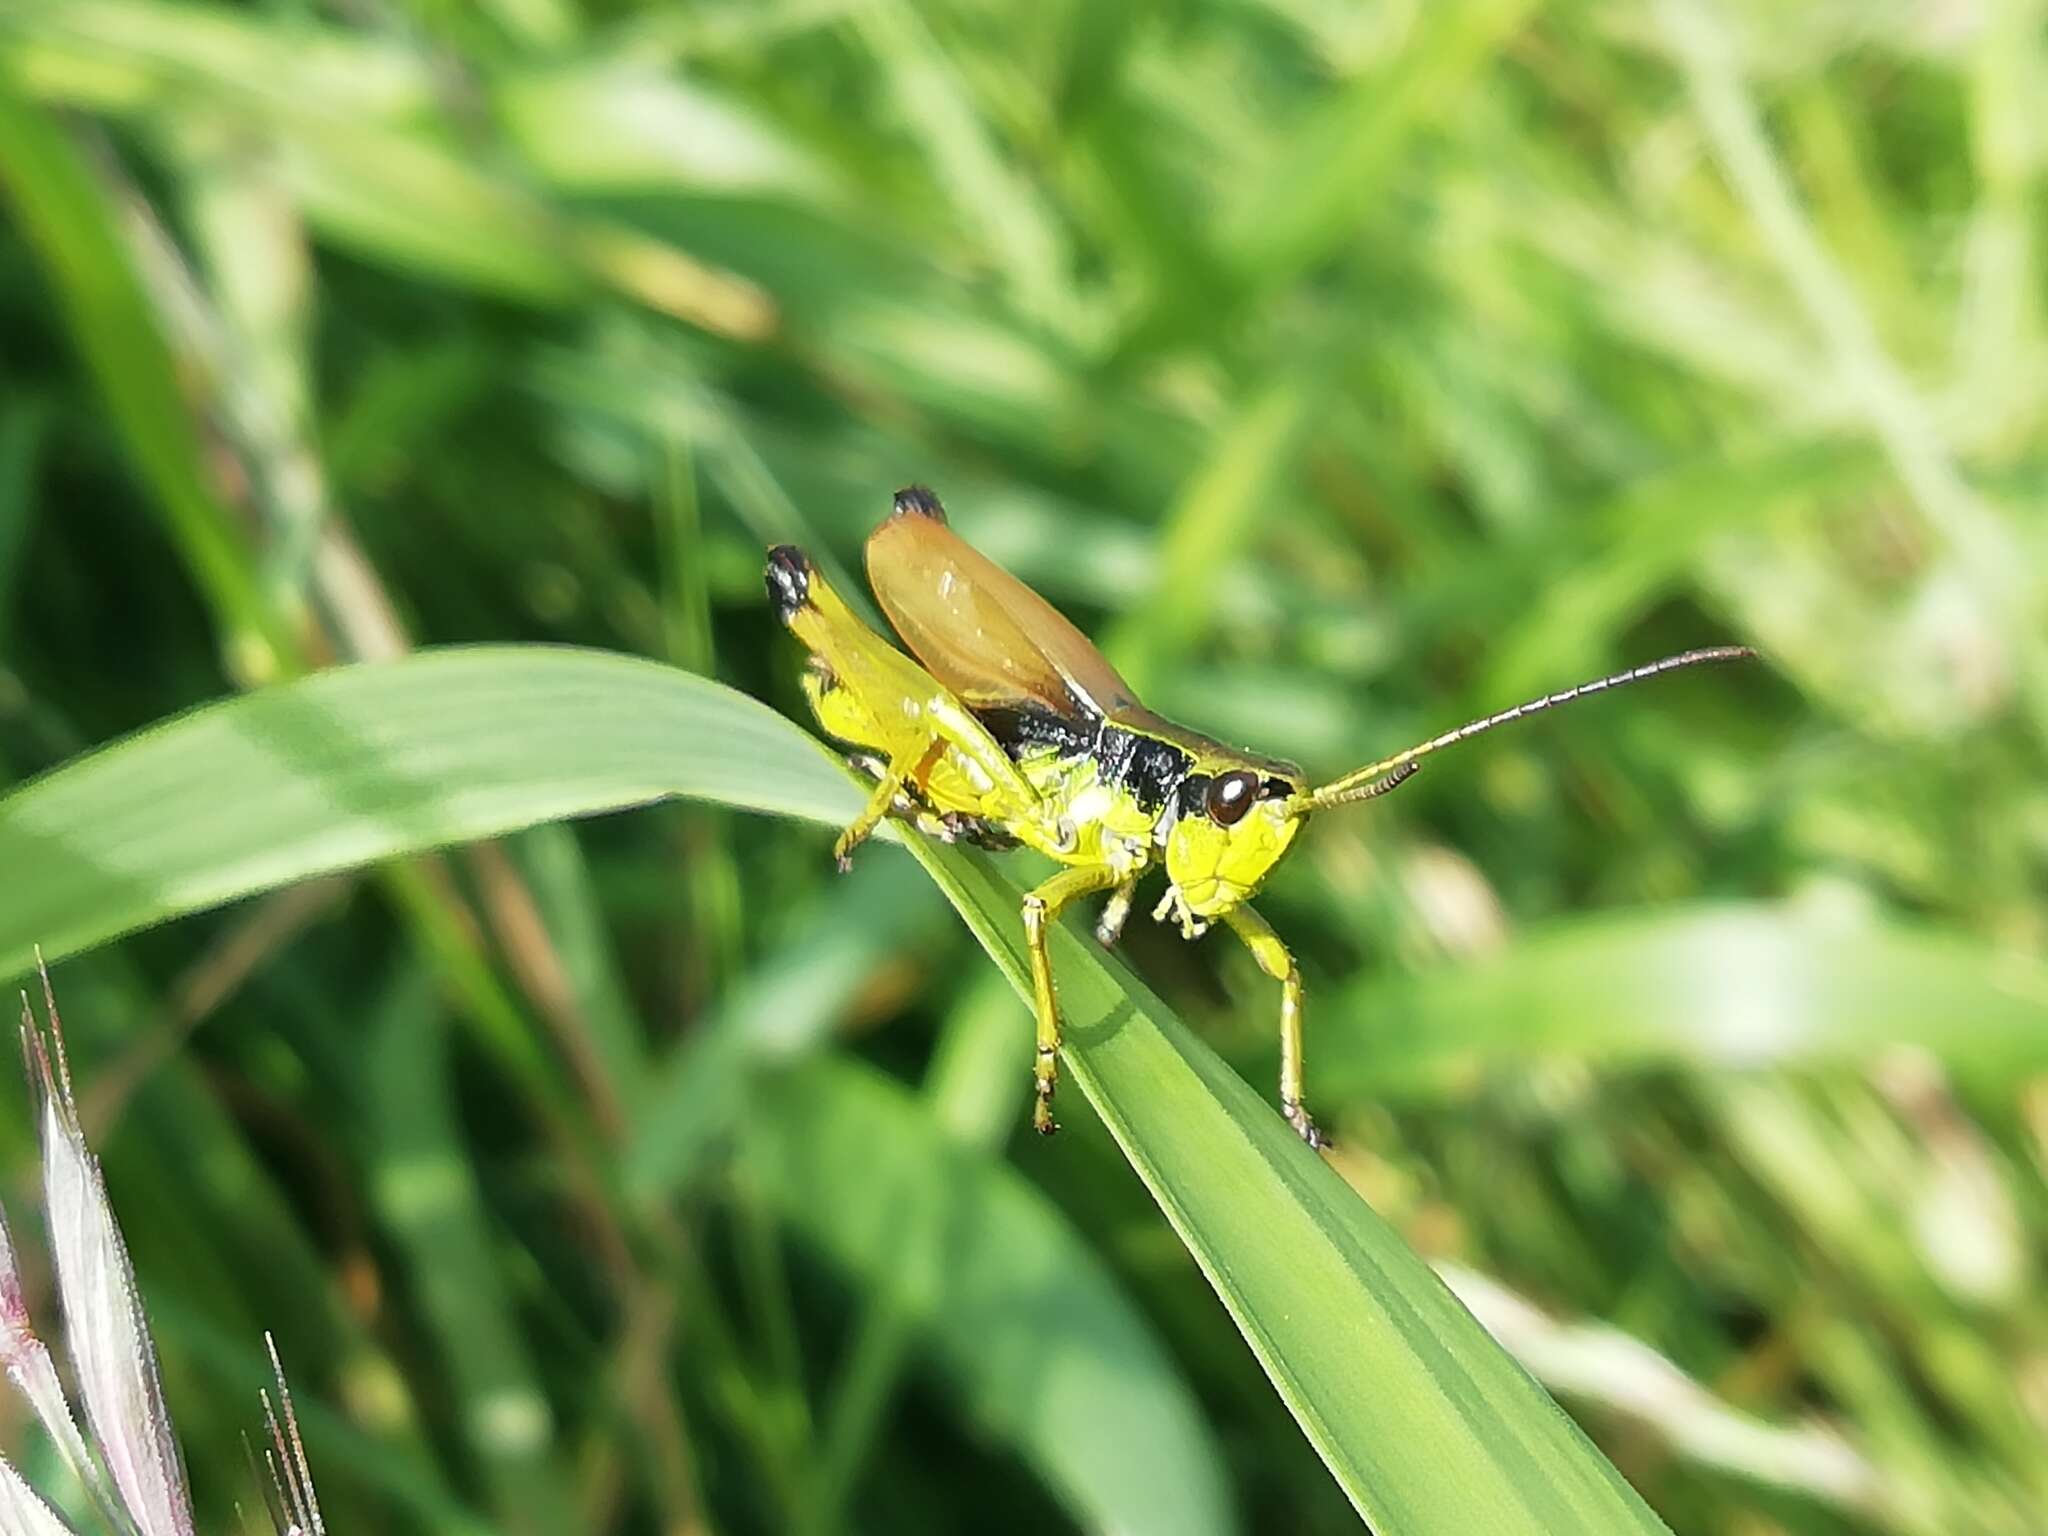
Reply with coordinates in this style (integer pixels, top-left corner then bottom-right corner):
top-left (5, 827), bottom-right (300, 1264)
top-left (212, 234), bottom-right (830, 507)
top-left (1205, 770), bottom-right (1260, 827)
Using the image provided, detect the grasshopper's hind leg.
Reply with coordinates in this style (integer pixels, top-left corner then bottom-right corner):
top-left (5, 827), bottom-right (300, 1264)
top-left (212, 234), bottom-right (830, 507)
top-left (801, 659), bottom-right (912, 870)
top-left (1021, 864), bottom-right (1123, 1134)
top-left (1221, 905), bottom-right (1322, 1149)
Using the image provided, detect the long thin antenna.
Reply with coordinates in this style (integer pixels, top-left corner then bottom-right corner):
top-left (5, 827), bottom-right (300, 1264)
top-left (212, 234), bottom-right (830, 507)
top-left (1307, 646), bottom-right (1757, 811)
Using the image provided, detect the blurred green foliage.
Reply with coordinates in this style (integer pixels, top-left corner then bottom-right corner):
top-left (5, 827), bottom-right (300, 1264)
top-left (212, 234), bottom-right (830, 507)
top-left (0, 0), bottom-right (2045, 1532)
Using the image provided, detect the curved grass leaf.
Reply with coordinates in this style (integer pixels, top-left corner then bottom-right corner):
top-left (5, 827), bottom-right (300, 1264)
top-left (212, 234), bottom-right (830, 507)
top-left (0, 646), bottom-right (863, 979)
top-left (899, 835), bottom-right (1667, 1533)
top-left (745, 1054), bottom-right (1235, 1536)
top-left (1319, 905), bottom-right (2048, 1098)
top-left (0, 645), bottom-right (1668, 1532)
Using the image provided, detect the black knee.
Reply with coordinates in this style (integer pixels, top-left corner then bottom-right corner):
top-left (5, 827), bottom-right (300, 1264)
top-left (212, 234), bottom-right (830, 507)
top-left (764, 546), bottom-right (812, 620)
top-left (891, 485), bottom-right (947, 523)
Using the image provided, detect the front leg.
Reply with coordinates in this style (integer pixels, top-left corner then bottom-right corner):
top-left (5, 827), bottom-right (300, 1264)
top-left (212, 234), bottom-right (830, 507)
top-left (1094, 877), bottom-right (1139, 948)
top-left (1021, 864), bottom-right (1123, 1134)
top-left (1221, 905), bottom-right (1322, 1148)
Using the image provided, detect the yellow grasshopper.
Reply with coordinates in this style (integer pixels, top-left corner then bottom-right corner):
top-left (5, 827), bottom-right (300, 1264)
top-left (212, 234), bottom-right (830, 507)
top-left (767, 488), bottom-right (1753, 1146)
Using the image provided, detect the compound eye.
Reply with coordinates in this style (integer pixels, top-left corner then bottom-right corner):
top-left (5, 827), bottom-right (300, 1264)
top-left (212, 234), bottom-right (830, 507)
top-left (1205, 770), bottom-right (1259, 827)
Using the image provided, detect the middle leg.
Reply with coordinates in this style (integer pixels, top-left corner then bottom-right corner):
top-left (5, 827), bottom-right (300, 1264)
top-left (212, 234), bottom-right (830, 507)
top-left (1021, 863), bottom-right (1123, 1135)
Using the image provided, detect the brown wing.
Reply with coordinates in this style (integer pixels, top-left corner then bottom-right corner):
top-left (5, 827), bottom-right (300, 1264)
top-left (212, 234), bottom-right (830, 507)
top-left (866, 489), bottom-right (1138, 720)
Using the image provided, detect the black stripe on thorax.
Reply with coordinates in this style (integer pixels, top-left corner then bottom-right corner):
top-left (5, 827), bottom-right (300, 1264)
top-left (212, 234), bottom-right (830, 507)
top-left (976, 704), bottom-right (1193, 817)
top-left (1095, 721), bottom-right (1195, 816)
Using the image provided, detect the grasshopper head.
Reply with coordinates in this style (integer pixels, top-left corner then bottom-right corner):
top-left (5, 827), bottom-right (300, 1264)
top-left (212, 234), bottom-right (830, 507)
top-left (1156, 646), bottom-right (1760, 932)
top-left (1162, 763), bottom-right (1309, 921)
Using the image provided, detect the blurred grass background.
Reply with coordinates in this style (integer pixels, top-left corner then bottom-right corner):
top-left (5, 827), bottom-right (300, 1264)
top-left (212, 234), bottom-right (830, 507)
top-left (1, 0), bottom-right (2046, 1531)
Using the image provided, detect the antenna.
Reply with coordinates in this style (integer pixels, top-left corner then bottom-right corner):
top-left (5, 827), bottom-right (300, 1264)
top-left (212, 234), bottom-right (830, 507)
top-left (1306, 646), bottom-right (1758, 811)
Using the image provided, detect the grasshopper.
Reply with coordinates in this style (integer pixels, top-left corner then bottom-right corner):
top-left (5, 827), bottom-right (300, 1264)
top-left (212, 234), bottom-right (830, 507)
top-left (767, 488), bottom-right (1753, 1146)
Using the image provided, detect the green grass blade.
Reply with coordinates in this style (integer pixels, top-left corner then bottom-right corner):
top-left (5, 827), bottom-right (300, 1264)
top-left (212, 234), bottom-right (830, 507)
top-left (899, 836), bottom-right (1670, 1534)
top-left (623, 855), bottom-right (948, 1202)
top-left (0, 644), bottom-right (1669, 1530)
top-left (365, 963), bottom-right (575, 1536)
top-left (1102, 382), bottom-right (1306, 693)
top-left (0, 646), bottom-right (863, 979)
top-left (745, 1054), bottom-right (1237, 1536)
top-left (1320, 904), bottom-right (2048, 1097)
top-left (0, 84), bottom-right (295, 673)
top-left (1218, 0), bottom-right (1533, 289)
